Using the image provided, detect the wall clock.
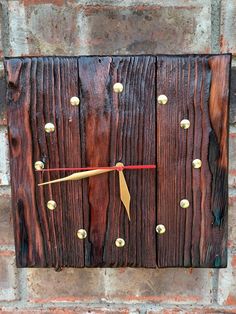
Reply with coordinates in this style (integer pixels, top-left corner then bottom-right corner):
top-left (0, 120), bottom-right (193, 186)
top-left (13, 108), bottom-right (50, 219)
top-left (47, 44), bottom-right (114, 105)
top-left (5, 54), bottom-right (231, 268)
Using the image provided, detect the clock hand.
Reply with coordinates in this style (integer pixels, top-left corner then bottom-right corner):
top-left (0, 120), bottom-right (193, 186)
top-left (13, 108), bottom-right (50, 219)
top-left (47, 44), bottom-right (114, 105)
top-left (116, 162), bottom-right (131, 221)
top-left (38, 168), bottom-right (114, 186)
top-left (38, 163), bottom-right (134, 221)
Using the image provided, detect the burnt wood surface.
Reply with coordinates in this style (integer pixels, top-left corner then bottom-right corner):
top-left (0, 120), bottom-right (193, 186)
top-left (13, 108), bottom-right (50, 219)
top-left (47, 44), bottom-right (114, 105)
top-left (157, 55), bottom-right (230, 267)
top-left (5, 55), bottom-right (230, 268)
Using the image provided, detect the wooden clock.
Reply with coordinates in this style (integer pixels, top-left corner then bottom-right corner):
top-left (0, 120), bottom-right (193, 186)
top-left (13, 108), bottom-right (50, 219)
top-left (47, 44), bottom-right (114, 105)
top-left (4, 54), bottom-right (231, 268)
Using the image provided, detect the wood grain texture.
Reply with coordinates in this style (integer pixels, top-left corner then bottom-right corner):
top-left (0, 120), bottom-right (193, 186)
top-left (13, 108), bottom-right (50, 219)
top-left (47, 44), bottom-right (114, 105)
top-left (79, 56), bottom-right (156, 267)
top-left (5, 56), bottom-right (156, 267)
top-left (6, 57), bottom-right (84, 267)
top-left (5, 55), bottom-right (230, 268)
top-left (156, 55), bottom-right (230, 267)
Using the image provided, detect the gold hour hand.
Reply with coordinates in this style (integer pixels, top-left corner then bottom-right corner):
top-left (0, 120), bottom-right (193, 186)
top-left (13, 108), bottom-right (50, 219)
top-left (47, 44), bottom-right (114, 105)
top-left (38, 168), bottom-right (114, 186)
top-left (116, 162), bottom-right (131, 221)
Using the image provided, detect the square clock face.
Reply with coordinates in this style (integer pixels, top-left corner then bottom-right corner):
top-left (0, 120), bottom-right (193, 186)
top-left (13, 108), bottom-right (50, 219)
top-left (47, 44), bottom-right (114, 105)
top-left (5, 55), bottom-right (230, 268)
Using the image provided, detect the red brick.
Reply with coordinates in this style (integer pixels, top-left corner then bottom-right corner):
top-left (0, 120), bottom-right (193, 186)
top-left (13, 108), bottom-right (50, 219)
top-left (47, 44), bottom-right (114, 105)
top-left (27, 267), bottom-right (213, 304)
top-left (220, 0), bottom-right (236, 55)
top-left (0, 251), bottom-right (18, 301)
top-left (0, 191), bottom-right (14, 245)
top-left (6, 1), bottom-right (211, 56)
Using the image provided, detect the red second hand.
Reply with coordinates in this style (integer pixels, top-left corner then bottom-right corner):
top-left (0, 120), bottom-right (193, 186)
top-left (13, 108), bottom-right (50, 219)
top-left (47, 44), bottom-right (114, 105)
top-left (36, 165), bottom-right (156, 172)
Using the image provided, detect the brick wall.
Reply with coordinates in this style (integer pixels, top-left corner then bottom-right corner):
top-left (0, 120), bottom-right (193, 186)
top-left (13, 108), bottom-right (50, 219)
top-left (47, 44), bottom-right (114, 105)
top-left (0, 0), bottom-right (236, 313)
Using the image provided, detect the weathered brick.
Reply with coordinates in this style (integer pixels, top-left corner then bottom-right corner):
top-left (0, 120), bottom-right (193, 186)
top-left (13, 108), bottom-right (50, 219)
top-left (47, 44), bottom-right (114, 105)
top-left (21, 0), bottom-right (65, 6)
top-left (0, 62), bottom-right (6, 125)
top-left (27, 267), bottom-right (213, 304)
top-left (228, 193), bottom-right (236, 249)
top-left (229, 68), bottom-right (236, 124)
top-left (147, 308), bottom-right (236, 314)
top-left (27, 268), bottom-right (105, 302)
top-left (0, 190), bottom-right (13, 245)
top-left (0, 309), bottom-right (133, 314)
top-left (0, 127), bottom-right (10, 186)
top-left (220, 0), bottom-right (236, 55)
top-left (218, 251), bottom-right (236, 305)
top-left (102, 268), bottom-right (213, 304)
top-left (2, 308), bottom-right (236, 314)
top-left (0, 251), bottom-right (18, 301)
top-left (5, 1), bottom-right (211, 56)
top-left (229, 133), bottom-right (236, 188)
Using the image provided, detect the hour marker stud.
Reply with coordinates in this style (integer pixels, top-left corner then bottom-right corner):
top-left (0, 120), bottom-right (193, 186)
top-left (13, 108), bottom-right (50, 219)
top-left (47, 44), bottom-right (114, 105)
top-left (180, 119), bottom-right (190, 129)
top-left (34, 161), bottom-right (44, 170)
top-left (192, 159), bottom-right (202, 169)
top-left (77, 229), bottom-right (87, 239)
top-left (47, 200), bottom-right (57, 210)
top-left (113, 82), bottom-right (123, 93)
top-left (70, 96), bottom-right (80, 106)
top-left (44, 123), bottom-right (55, 133)
top-left (156, 224), bottom-right (166, 234)
top-left (180, 199), bottom-right (190, 208)
top-left (157, 94), bottom-right (168, 105)
top-left (115, 238), bottom-right (125, 247)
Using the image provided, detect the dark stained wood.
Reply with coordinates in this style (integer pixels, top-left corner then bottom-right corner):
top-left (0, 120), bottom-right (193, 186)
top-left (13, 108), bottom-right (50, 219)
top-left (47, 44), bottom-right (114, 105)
top-left (6, 58), bottom-right (45, 266)
top-left (5, 56), bottom-right (156, 267)
top-left (156, 55), bottom-right (231, 267)
top-left (6, 57), bottom-right (84, 267)
top-left (5, 55), bottom-right (230, 268)
top-left (207, 55), bottom-right (230, 267)
top-left (78, 56), bottom-right (156, 267)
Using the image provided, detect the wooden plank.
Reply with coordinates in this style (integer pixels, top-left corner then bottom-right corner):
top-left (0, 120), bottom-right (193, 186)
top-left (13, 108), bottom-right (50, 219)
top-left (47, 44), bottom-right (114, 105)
top-left (6, 58), bottom-right (46, 267)
top-left (207, 55), bottom-right (230, 267)
top-left (6, 57), bottom-right (84, 267)
top-left (79, 56), bottom-right (156, 267)
top-left (156, 55), bottom-right (230, 267)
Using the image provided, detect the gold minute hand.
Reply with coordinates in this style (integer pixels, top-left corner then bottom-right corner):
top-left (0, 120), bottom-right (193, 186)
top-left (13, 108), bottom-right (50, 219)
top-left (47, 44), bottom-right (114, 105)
top-left (38, 168), bottom-right (114, 186)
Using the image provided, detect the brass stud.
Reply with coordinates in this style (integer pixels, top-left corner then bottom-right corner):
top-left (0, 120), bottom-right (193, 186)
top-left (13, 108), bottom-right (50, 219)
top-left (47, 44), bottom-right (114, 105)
top-left (34, 161), bottom-right (44, 170)
top-left (77, 229), bottom-right (87, 239)
top-left (70, 96), bottom-right (80, 106)
top-left (180, 199), bottom-right (190, 209)
top-left (180, 119), bottom-right (190, 129)
top-left (47, 200), bottom-right (57, 210)
top-left (44, 122), bottom-right (55, 133)
top-left (115, 238), bottom-right (125, 247)
top-left (113, 82), bottom-right (123, 93)
top-left (157, 94), bottom-right (168, 105)
top-left (156, 224), bottom-right (166, 234)
top-left (192, 159), bottom-right (202, 169)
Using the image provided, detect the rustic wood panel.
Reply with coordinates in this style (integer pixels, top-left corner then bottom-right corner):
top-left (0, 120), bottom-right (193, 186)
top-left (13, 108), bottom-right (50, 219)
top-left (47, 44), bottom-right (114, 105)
top-left (5, 55), bottom-right (230, 268)
top-left (156, 55), bottom-right (230, 267)
top-left (79, 56), bottom-right (156, 267)
top-left (6, 56), bottom-right (156, 267)
top-left (6, 58), bottom-right (46, 267)
top-left (6, 57), bottom-right (84, 267)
